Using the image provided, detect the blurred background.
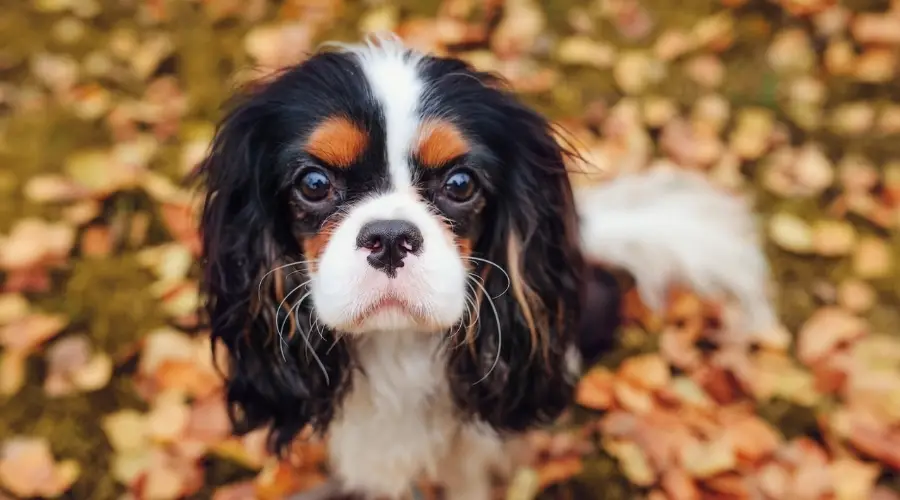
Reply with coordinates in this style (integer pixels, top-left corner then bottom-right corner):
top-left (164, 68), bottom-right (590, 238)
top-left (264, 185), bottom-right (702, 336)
top-left (1, 0), bottom-right (899, 498)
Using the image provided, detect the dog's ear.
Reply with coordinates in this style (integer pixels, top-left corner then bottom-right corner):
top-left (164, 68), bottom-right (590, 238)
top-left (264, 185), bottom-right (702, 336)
top-left (197, 86), bottom-right (350, 455)
top-left (447, 97), bottom-right (588, 431)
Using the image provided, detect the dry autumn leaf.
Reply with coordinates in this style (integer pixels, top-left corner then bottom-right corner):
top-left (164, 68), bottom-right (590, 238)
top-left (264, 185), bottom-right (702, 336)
top-left (797, 306), bottom-right (868, 366)
top-left (0, 437), bottom-right (80, 498)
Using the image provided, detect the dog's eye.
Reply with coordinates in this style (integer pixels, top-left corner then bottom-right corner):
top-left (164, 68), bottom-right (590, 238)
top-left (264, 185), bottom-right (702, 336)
top-left (443, 170), bottom-right (478, 202)
top-left (297, 168), bottom-right (332, 202)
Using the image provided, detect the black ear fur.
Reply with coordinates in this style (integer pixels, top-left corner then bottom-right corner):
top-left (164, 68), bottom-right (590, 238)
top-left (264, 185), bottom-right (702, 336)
top-left (446, 97), bottom-right (587, 432)
top-left (197, 87), bottom-right (351, 455)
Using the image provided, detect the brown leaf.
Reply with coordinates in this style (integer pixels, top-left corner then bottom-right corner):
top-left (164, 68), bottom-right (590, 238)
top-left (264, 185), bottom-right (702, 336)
top-left (679, 438), bottom-right (737, 478)
top-left (575, 366), bottom-right (615, 410)
top-left (721, 413), bottom-right (781, 463)
top-left (159, 202), bottom-right (202, 256)
top-left (852, 13), bottom-right (900, 45)
top-left (255, 459), bottom-right (327, 500)
top-left (0, 351), bottom-right (26, 397)
top-left (756, 462), bottom-right (789, 499)
top-left (0, 313), bottom-right (68, 354)
top-left (853, 236), bottom-right (893, 279)
top-left (0, 294), bottom-right (29, 325)
top-left (830, 458), bottom-right (880, 500)
top-left (24, 175), bottom-right (91, 203)
top-left (0, 218), bottom-right (75, 271)
top-left (606, 440), bottom-right (656, 486)
top-left (213, 480), bottom-right (258, 500)
top-left (837, 278), bottom-right (877, 313)
top-left (80, 225), bottom-right (113, 257)
top-left (660, 331), bottom-right (703, 372)
top-left (661, 468), bottom-right (700, 500)
top-left (797, 306), bottom-right (868, 366)
top-left (535, 456), bottom-right (584, 489)
top-left (812, 220), bottom-right (856, 256)
top-left (0, 437), bottom-right (80, 497)
top-left (618, 353), bottom-right (671, 391)
top-left (613, 379), bottom-right (655, 414)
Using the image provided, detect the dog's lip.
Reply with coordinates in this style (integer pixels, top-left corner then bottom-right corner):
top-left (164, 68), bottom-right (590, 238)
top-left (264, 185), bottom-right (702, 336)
top-left (351, 295), bottom-right (417, 324)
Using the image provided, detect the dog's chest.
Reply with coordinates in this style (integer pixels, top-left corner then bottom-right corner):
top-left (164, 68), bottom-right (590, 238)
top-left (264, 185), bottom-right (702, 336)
top-left (327, 333), bottom-right (458, 497)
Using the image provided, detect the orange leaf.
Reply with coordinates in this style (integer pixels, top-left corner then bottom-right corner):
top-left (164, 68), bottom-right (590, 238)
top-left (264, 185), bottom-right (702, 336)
top-left (536, 456), bottom-right (584, 489)
top-left (575, 367), bottom-right (615, 410)
top-left (618, 353), bottom-right (671, 391)
top-left (797, 307), bottom-right (868, 366)
top-left (660, 468), bottom-right (700, 500)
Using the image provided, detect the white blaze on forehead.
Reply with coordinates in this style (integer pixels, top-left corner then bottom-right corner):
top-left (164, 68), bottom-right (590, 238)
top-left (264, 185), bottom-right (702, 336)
top-left (341, 34), bottom-right (425, 190)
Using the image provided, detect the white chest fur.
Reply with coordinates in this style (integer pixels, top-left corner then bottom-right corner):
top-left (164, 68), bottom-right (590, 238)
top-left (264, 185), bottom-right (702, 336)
top-left (326, 332), bottom-right (459, 498)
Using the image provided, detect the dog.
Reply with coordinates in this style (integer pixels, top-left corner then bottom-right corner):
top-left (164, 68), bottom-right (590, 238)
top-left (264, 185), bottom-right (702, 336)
top-left (196, 34), bottom-right (776, 500)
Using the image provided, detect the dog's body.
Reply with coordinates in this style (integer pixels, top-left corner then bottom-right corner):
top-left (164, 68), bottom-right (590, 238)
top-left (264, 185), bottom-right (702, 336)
top-left (197, 35), bottom-right (776, 500)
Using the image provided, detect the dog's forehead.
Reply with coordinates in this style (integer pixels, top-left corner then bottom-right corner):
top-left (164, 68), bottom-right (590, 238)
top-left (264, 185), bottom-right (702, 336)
top-left (284, 43), bottom-right (493, 190)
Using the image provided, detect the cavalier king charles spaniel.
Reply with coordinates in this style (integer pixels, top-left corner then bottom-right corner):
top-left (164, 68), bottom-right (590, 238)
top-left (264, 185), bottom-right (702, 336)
top-left (198, 34), bottom-right (777, 500)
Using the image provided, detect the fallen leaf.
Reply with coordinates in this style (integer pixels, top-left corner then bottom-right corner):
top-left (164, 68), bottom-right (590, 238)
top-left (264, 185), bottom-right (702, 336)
top-left (575, 366), bottom-right (615, 410)
top-left (80, 225), bottom-right (113, 257)
top-left (103, 410), bottom-right (150, 453)
top-left (618, 353), bottom-right (671, 391)
top-left (660, 468), bottom-right (700, 500)
top-left (606, 440), bottom-right (656, 486)
top-left (830, 457), bottom-right (880, 500)
top-left (680, 438), bottom-right (737, 478)
top-left (0, 351), bottom-right (26, 397)
top-left (0, 218), bottom-right (76, 271)
top-left (535, 456), bottom-right (583, 489)
top-left (853, 236), bottom-right (893, 279)
top-left (0, 313), bottom-right (68, 353)
top-left (769, 212), bottom-right (814, 254)
top-left (0, 437), bottom-right (80, 497)
top-left (0, 294), bottom-right (29, 325)
top-left (213, 480), bottom-right (258, 500)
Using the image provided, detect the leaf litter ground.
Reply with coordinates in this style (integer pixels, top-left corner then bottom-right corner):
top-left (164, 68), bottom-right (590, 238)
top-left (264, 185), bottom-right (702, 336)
top-left (1, 0), bottom-right (899, 499)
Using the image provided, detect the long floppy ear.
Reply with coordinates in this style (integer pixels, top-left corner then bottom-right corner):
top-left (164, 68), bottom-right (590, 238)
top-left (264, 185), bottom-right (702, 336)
top-left (447, 99), bottom-right (587, 431)
top-left (197, 87), bottom-right (350, 454)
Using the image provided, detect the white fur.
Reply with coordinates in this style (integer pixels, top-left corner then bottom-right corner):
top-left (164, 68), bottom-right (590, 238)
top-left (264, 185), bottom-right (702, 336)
top-left (340, 33), bottom-right (425, 189)
top-left (575, 166), bottom-right (778, 332)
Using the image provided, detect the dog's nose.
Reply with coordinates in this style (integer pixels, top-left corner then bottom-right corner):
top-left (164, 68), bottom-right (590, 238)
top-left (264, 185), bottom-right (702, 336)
top-left (356, 219), bottom-right (424, 277)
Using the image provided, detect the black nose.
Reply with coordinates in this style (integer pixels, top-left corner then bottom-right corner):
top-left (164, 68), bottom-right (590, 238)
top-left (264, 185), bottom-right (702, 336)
top-left (356, 219), bottom-right (424, 277)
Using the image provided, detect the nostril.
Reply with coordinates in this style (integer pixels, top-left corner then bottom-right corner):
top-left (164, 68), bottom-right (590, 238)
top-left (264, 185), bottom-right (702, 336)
top-left (362, 235), bottom-right (382, 251)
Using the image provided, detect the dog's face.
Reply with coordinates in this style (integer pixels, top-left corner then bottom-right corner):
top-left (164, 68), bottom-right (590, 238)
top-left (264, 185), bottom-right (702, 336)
top-left (199, 36), bottom-right (586, 452)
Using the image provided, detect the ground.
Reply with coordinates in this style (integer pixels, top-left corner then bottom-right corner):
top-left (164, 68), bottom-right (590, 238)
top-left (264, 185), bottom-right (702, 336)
top-left (0, 0), bottom-right (899, 499)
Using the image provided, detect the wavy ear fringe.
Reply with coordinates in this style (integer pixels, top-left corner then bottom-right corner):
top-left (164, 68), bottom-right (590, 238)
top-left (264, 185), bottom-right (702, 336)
top-left (575, 167), bottom-right (778, 333)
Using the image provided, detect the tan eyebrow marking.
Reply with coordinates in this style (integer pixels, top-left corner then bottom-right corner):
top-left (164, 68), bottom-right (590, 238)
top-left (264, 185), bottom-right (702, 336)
top-left (304, 116), bottom-right (368, 168)
top-left (414, 119), bottom-right (470, 168)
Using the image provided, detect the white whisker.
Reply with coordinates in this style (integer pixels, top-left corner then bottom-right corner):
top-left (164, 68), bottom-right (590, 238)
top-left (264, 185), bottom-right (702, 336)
top-left (469, 278), bottom-right (502, 385)
top-left (463, 256), bottom-right (511, 299)
top-left (257, 260), bottom-right (315, 302)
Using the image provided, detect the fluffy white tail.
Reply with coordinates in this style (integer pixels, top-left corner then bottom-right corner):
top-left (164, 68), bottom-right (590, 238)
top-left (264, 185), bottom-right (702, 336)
top-left (575, 167), bottom-right (778, 333)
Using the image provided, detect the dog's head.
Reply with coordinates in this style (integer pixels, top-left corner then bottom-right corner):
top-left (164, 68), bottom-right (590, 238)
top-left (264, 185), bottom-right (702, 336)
top-left (198, 35), bottom-right (586, 452)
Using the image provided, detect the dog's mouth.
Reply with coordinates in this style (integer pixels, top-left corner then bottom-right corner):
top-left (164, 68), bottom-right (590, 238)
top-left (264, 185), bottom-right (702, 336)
top-left (350, 295), bottom-right (419, 326)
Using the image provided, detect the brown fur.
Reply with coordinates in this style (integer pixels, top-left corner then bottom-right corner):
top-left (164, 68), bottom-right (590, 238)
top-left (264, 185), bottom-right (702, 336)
top-left (414, 120), bottom-right (470, 167)
top-left (305, 116), bottom-right (368, 167)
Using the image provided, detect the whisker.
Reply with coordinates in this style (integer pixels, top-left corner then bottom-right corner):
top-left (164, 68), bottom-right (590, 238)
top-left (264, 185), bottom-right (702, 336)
top-left (257, 260), bottom-right (316, 302)
top-left (469, 277), bottom-right (502, 385)
top-left (463, 256), bottom-right (511, 299)
top-left (278, 291), bottom-right (331, 385)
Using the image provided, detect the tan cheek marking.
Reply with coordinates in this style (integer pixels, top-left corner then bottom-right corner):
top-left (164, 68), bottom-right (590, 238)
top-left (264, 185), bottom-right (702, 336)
top-left (304, 116), bottom-right (368, 168)
top-left (415, 119), bottom-right (470, 168)
top-left (302, 220), bottom-right (339, 273)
